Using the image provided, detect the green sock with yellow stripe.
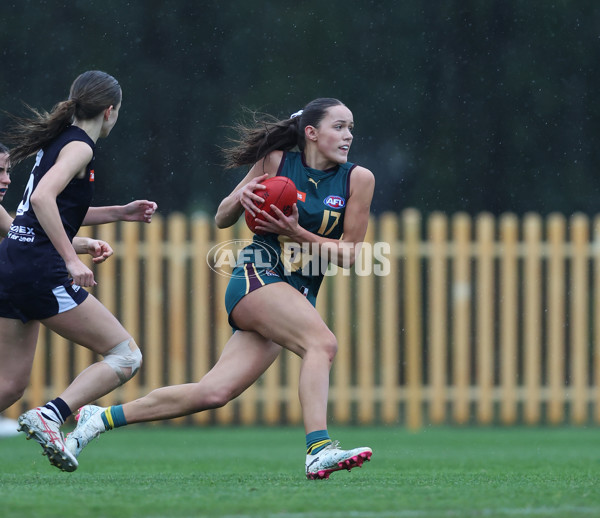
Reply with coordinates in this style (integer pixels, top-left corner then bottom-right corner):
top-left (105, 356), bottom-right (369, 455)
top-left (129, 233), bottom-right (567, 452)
top-left (100, 405), bottom-right (127, 430)
top-left (306, 430), bottom-right (332, 455)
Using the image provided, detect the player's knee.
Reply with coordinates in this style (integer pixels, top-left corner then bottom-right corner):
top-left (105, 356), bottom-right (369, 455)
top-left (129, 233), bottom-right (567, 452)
top-left (102, 338), bottom-right (142, 384)
top-left (202, 385), bottom-right (236, 410)
top-left (302, 330), bottom-right (337, 363)
top-left (318, 331), bottom-right (338, 362)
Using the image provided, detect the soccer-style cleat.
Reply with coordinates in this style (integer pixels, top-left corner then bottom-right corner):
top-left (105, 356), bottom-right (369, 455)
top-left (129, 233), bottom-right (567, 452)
top-left (17, 408), bottom-right (78, 472)
top-left (305, 440), bottom-right (372, 480)
top-left (65, 405), bottom-right (107, 458)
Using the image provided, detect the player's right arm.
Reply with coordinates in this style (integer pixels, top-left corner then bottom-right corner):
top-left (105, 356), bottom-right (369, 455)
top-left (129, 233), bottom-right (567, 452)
top-left (215, 150), bottom-right (282, 228)
top-left (30, 140), bottom-right (96, 287)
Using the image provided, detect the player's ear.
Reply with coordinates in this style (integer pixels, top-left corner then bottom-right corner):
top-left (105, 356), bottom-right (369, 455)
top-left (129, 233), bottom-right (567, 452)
top-left (104, 106), bottom-right (113, 121)
top-left (305, 125), bottom-right (318, 142)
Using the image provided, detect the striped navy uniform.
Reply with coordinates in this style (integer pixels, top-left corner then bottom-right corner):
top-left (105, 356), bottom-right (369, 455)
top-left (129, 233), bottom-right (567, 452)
top-left (0, 125), bottom-right (95, 321)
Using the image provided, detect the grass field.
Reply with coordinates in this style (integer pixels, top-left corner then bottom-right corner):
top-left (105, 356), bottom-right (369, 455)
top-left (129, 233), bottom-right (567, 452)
top-left (1, 425), bottom-right (598, 518)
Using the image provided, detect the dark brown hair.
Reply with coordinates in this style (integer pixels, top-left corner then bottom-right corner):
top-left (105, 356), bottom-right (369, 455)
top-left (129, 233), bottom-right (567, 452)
top-left (4, 70), bottom-right (121, 164)
top-left (223, 98), bottom-right (344, 169)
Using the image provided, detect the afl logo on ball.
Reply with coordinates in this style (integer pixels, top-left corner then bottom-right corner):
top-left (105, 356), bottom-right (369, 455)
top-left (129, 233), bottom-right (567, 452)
top-left (324, 195), bottom-right (345, 208)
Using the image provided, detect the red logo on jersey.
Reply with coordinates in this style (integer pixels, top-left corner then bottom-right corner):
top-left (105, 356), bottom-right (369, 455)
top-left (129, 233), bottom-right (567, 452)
top-left (297, 190), bottom-right (306, 202)
top-left (89, 170), bottom-right (95, 182)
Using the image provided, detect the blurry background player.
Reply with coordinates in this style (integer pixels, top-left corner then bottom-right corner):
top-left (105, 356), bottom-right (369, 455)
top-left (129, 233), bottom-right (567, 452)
top-left (0, 72), bottom-right (156, 470)
top-left (68, 98), bottom-right (374, 480)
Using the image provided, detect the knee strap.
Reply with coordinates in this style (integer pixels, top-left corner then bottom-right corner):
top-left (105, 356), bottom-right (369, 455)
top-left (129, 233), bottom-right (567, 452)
top-left (102, 338), bottom-right (142, 383)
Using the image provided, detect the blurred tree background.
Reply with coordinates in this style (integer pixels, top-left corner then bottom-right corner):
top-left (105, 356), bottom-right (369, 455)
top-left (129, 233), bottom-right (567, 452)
top-left (0, 0), bottom-right (598, 218)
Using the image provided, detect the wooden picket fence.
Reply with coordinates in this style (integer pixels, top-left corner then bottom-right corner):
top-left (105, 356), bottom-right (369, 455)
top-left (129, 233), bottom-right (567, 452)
top-left (5, 209), bottom-right (600, 428)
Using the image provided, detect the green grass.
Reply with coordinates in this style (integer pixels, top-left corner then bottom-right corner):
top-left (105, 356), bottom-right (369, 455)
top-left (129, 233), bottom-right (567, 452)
top-left (1, 426), bottom-right (599, 518)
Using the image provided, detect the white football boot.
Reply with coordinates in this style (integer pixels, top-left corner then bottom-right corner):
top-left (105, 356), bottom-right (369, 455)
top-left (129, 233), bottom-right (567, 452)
top-left (17, 407), bottom-right (78, 472)
top-left (305, 440), bottom-right (372, 480)
top-left (65, 405), bottom-right (108, 458)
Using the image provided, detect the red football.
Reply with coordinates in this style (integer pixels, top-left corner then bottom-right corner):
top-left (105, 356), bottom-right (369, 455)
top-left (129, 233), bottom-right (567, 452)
top-left (245, 176), bottom-right (298, 235)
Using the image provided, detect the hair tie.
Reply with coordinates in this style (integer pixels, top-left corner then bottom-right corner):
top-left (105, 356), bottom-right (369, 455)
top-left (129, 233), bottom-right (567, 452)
top-left (290, 110), bottom-right (303, 119)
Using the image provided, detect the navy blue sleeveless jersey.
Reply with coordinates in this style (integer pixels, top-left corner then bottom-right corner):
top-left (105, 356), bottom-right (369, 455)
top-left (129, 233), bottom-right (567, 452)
top-left (0, 125), bottom-right (96, 294)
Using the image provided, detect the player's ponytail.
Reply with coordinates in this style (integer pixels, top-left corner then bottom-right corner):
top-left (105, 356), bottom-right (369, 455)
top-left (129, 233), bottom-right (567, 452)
top-left (222, 110), bottom-right (300, 169)
top-left (3, 70), bottom-right (121, 165)
top-left (223, 98), bottom-right (345, 169)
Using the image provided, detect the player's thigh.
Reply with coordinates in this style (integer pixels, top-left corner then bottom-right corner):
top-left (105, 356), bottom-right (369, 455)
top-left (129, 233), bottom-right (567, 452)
top-left (0, 318), bottom-right (40, 383)
top-left (231, 282), bottom-right (334, 357)
top-left (41, 293), bottom-right (131, 355)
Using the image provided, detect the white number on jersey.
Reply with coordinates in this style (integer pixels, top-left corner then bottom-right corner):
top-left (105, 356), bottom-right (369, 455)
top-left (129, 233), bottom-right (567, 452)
top-left (16, 150), bottom-right (43, 216)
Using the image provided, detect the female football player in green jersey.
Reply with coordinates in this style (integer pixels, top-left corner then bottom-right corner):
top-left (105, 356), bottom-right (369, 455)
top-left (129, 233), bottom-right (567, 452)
top-left (69, 98), bottom-right (375, 480)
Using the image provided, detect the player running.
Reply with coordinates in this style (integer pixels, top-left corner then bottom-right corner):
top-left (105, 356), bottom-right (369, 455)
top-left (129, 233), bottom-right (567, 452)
top-left (68, 98), bottom-right (374, 479)
top-left (0, 72), bottom-right (156, 471)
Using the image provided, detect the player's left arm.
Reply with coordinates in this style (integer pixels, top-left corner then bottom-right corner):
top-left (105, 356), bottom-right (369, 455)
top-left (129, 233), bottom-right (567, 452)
top-left (336, 166), bottom-right (375, 263)
top-left (83, 200), bottom-right (157, 225)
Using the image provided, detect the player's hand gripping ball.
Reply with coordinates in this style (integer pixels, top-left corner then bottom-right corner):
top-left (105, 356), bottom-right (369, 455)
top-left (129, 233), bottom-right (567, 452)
top-left (245, 176), bottom-right (298, 235)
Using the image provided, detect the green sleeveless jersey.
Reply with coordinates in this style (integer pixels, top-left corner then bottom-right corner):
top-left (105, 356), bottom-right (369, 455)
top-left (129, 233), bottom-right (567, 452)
top-left (251, 151), bottom-right (356, 300)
